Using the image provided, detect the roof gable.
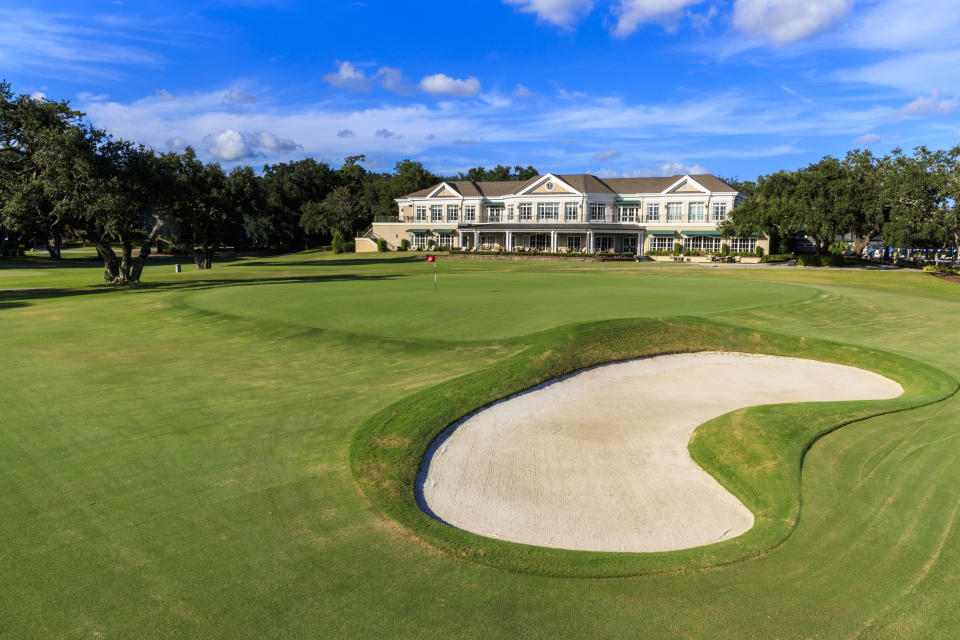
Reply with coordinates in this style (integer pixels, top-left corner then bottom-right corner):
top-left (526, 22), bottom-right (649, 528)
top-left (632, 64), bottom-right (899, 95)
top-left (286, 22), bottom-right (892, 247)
top-left (517, 174), bottom-right (581, 196)
top-left (663, 175), bottom-right (710, 195)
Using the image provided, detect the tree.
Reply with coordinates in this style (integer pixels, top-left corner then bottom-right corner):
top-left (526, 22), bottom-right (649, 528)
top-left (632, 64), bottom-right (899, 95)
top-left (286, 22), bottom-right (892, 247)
top-left (302, 186), bottom-right (369, 238)
top-left (161, 147), bottom-right (232, 269)
top-left (0, 81), bottom-right (85, 259)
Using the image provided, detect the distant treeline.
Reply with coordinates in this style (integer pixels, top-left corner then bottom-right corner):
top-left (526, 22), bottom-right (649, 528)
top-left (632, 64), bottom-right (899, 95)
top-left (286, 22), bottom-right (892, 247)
top-left (722, 147), bottom-right (960, 255)
top-left (0, 81), bottom-right (536, 282)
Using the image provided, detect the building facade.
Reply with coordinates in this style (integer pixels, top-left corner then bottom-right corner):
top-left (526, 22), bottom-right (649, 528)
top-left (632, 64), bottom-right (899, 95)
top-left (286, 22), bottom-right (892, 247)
top-left (365, 173), bottom-right (762, 255)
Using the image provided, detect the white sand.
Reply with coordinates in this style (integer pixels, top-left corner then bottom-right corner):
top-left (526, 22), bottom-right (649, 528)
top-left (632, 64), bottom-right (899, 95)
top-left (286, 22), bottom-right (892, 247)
top-left (419, 352), bottom-right (902, 552)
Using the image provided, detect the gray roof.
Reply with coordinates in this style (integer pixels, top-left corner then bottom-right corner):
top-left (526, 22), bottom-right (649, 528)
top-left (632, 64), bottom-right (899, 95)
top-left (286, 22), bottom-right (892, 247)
top-left (401, 174), bottom-right (737, 200)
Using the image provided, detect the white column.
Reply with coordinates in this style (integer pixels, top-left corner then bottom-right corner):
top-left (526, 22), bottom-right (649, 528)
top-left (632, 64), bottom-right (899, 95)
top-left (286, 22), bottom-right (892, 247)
top-left (636, 232), bottom-right (642, 256)
top-left (507, 231), bottom-right (512, 251)
top-left (588, 231), bottom-right (594, 253)
top-left (551, 230), bottom-right (557, 252)
top-left (474, 230), bottom-right (479, 249)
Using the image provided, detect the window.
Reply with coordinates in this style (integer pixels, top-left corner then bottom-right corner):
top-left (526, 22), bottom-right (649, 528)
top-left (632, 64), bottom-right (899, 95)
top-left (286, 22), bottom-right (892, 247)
top-left (730, 237), bottom-right (757, 252)
top-left (480, 234), bottom-right (499, 249)
top-left (430, 205), bottom-right (443, 222)
top-left (623, 236), bottom-right (637, 253)
top-left (683, 235), bottom-right (721, 252)
top-left (649, 236), bottom-right (674, 251)
top-left (464, 205), bottom-right (476, 221)
top-left (590, 203), bottom-right (607, 221)
top-left (507, 204), bottom-right (514, 221)
top-left (446, 205), bottom-right (459, 221)
top-left (437, 234), bottom-right (453, 247)
top-left (538, 202), bottom-right (559, 221)
top-left (566, 235), bottom-right (582, 251)
top-left (486, 206), bottom-right (503, 223)
top-left (688, 202), bottom-right (705, 222)
top-left (712, 202), bottom-right (728, 221)
top-left (646, 203), bottom-right (660, 222)
top-left (415, 206), bottom-right (427, 222)
top-left (618, 206), bottom-right (638, 222)
top-left (412, 232), bottom-right (429, 248)
top-left (565, 202), bottom-right (579, 221)
top-left (666, 203), bottom-right (682, 222)
top-left (594, 235), bottom-right (613, 251)
top-left (527, 233), bottom-right (549, 250)
top-left (518, 203), bottom-right (533, 221)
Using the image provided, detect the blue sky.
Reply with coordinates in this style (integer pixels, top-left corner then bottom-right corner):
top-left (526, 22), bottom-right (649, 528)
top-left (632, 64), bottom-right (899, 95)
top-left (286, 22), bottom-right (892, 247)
top-left (2, 1), bottom-right (960, 180)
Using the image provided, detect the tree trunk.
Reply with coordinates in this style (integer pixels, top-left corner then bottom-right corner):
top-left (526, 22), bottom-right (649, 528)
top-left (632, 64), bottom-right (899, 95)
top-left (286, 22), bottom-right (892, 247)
top-left (94, 242), bottom-right (122, 283)
top-left (45, 223), bottom-right (62, 259)
top-left (852, 234), bottom-right (874, 256)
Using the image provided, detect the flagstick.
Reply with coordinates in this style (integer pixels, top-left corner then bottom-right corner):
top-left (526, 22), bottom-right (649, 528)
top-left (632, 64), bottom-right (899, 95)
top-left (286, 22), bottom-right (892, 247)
top-left (433, 260), bottom-right (438, 292)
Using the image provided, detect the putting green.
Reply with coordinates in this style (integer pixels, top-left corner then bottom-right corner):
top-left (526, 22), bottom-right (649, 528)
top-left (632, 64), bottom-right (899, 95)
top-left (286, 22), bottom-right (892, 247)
top-left (180, 270), bottom-right (815, 340)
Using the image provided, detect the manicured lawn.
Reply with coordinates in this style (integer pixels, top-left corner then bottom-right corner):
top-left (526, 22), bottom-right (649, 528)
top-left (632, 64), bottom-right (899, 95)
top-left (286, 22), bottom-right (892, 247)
top-left (2, 251), bottom-right (959, 638)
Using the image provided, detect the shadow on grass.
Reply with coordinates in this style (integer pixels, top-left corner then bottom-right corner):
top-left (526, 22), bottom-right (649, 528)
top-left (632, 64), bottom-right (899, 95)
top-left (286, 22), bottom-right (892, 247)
top-left (230, 255), bottom-right (426, 268)
top-left (0, 272), bottom-right (407, 305)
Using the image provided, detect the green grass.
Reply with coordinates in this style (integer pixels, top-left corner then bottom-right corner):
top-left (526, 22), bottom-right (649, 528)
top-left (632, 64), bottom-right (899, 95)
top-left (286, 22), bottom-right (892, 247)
top-left (2, 251), bottom-right (960, 638)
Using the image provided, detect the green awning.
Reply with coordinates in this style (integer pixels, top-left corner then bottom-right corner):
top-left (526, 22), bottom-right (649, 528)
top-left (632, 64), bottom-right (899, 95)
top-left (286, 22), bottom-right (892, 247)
top-left (406, 228), bottom-right (431, 233)
top-left (433, 229), bottom-right (454, 234)
top-left (648, 230), bottom-right (677, 235)
top-left (482, 202), bottom-right (504, 207)
top-left (682, 230), bottom-right (722, 236)
top-left (616, 200), bottom-right (640, 205)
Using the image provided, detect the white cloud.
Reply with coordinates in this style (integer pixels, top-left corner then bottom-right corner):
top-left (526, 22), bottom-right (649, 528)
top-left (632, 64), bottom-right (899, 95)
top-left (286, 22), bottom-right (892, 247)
top-left (202, 128), bottom-right (300, 160)
top-left (323, 60), bottom-right (371, 92)
top-left (76, 85), bottom-right (896, 170)
top-left (732, 0), bottom-right (852, 45)
top-left (418, 73), bottom-right (481, 97)
top-left (595, 162), bottom-right (708, 177)
top-left (592, 149), bottom-right (620, 161)
top-left (30, 91), bottom-right (46, 101)
top-left (513, 84), bottom-right (535, 98)
top-left (376, 66), bottom-right (413, 94)
top-left (204, 129), bottom-right (254, 161)
top-left (834, 50), bottom-right (960, 94)
top-left (503, 0), bottom-right (594, 28)
top-left (611, 0), bottom-right (703, 37)
top-left (166, 137), bottom-right (187, 150)
top-left (224, 89), bottom-right (256, 103)
top-left (887, 91), bottom-right (959, 120)
top-left (255, 130), bottom-right (299, 151)
top-left (0, 8), bottom-right (165, 80)
top-left (853, 133), bottom-right (882, 145)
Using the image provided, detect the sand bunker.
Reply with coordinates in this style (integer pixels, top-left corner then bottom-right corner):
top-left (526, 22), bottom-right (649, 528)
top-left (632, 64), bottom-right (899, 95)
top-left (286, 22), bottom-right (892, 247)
top-left (419, 352), bottom-right (902, 552)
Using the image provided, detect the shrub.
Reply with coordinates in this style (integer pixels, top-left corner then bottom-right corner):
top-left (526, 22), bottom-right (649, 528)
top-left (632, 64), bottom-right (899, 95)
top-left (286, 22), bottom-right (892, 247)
top-left (755, 245), bottom-right (765, 257)
top-left (376, 238), bottom-right (387, 252)
top-left (797, 253), bottom-right (820, 266)
top-left (399, 238), bottom-right (410, 251)
top-left (778, 237), bottom-right (794, 254)
top-left (721, 242), bottom-right (729, 256)
top-left (427, 238), bottom-right (435, 248)
top-left (760, 253), bottom-right (795, 263)
top-left (331, 230), bottom-right (346, 254)
top-left (673, 242), bottom-right (682, 255)
top-left (821, 253), bottom-right (844, 267)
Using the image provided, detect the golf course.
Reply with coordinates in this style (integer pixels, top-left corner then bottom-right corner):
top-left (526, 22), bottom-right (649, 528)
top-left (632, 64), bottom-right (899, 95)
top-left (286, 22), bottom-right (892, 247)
top-left (2, 252), bottom-right (960, 639)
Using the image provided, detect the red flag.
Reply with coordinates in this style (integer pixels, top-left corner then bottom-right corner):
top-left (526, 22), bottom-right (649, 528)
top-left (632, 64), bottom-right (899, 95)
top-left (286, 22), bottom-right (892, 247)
top-left (426, 255), bottom-right (436, 262)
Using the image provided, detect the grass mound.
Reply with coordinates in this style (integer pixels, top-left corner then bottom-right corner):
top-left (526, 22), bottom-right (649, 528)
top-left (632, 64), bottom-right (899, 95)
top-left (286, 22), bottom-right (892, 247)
top-left (351, 317), bottom-right (956, 577)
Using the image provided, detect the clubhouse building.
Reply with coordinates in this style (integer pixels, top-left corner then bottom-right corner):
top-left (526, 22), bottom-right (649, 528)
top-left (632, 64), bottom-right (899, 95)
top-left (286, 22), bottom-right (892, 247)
top-left (362, 173), bottom-right (761, 256)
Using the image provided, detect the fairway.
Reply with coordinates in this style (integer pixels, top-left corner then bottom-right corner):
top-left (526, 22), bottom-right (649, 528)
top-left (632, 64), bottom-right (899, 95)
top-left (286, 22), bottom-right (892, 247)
top-left (2, 252), bottom-right (960, 639)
